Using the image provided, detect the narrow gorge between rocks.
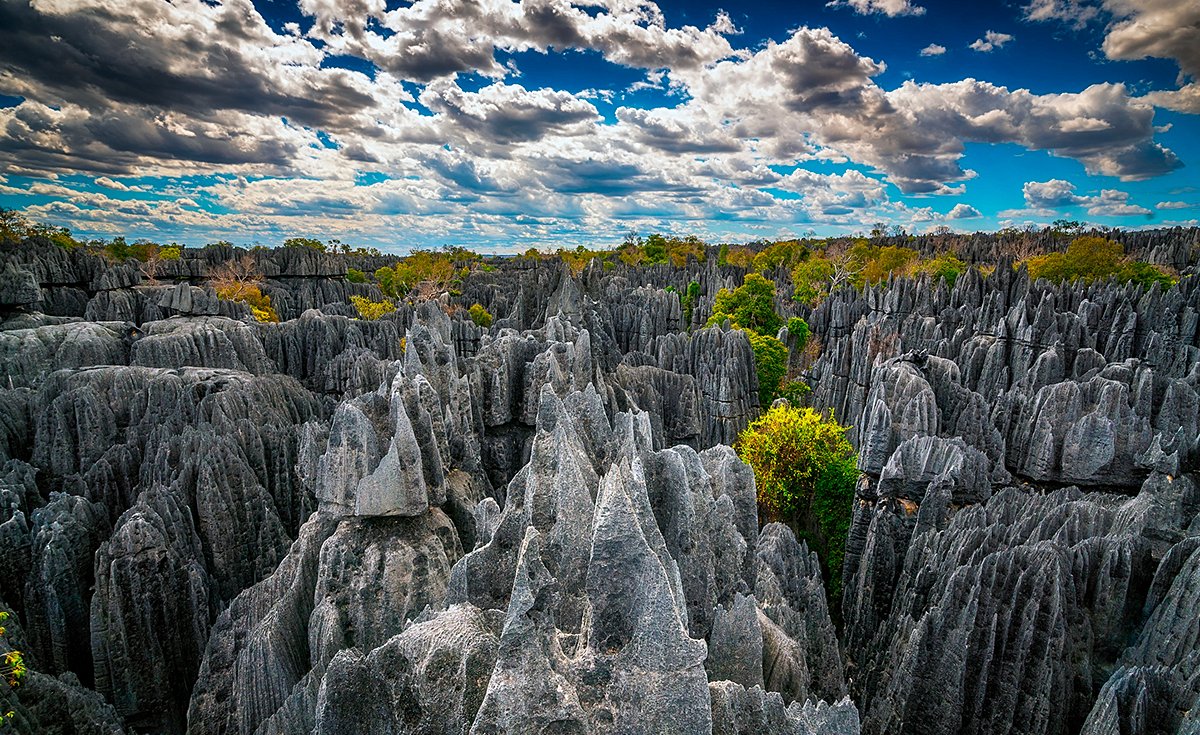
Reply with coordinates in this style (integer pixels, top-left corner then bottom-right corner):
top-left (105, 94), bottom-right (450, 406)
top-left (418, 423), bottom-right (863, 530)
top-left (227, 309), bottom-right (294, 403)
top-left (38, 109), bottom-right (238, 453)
top-left (0, 230), bottom-right (1198, 735)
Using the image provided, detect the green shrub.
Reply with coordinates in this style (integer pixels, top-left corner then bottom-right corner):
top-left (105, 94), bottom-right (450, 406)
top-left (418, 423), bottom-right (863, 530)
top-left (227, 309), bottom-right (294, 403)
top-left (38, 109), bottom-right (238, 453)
top-left (681, 280), bottom-right (701, 327)
top-left (350, 295), bottom-right (396, 320)
top-left (346, 268), bottom-right (366, 284)
top-left (1022, 236), bottom-right (1174, 287)
top-left (777, 379), bottom-right (811, 405)
top-left (751, 240), bottom-right (808, 273)
top-left (468, 302), bottom-right (494, 328)
top-left (283, 237), bottom-right (326, 252)
top-left (786, 317), bottom-right (810, 353)
top-left (0, 611), bottom-right (25, 689)
top-left (736, 405), bottom-right (858, 600)
top-left (857, 244), bottom-right (919, 284)
top-left (211, 255), bottom-right (278, 322)
top-left (375, 250), bottom-right (457, 299)
top-left (746, 330), bottom-right (788, 406)
top-left (707, 273), bottom-right (782, 336)
top-left (792, 257), bottom-right (837, 306)
top-left (919, 252), bottom-right (966, 287)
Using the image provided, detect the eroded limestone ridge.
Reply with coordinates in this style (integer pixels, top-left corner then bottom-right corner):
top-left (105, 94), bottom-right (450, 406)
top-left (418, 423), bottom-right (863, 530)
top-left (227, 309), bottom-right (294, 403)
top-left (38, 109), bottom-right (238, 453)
top-left (0, 232), bottom-right (1196, 735)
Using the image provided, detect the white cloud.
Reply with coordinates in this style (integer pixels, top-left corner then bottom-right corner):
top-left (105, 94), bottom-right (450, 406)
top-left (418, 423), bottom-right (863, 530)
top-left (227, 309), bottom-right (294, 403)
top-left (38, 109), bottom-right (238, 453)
top-left (300, 0), bottom-right (740, 82)
top-left (95, 176), bottom-right (130, 191)
top-left (0, 0), bottom-right (1188, 248)
top-left (1143, 84), bottom-right (1200, 113)
top-left (947, 203), bottom-right (981, 218)
top-left (920, 44), bottom-right (947, 56)
top-left (1156, 201), bottom-right (1193, 210)
top-left (1025, 0), bottom-right (1199, 112)
top-left (1102, 0), bottom-right (1200, 80)
top-left (1022, 179), bottom-right (1149, 216)
top-left (969, 31), bottom-right (1014, 52)
top-left (826, 0), bottom-right (926, 17)
top-left (1022, 0), bottom-right (1099, 29)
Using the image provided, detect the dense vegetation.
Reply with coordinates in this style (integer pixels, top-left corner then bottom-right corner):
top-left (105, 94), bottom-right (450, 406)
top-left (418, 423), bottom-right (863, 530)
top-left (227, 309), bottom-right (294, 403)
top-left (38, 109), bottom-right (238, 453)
top-left (468, 303), bottom-right (494, 328)
top-left (1021, 236), bottom-right (1176, 287)
top-left (209, 256), bottom-right (279, 322)
top-left (706, 274), bottom-right (795, 406)
top-left (0, 611), bottom-right (25, 725)
top-left (350, 295), bottom-right (397, 320)
top-left (736, 406), bottom-right (858, 600)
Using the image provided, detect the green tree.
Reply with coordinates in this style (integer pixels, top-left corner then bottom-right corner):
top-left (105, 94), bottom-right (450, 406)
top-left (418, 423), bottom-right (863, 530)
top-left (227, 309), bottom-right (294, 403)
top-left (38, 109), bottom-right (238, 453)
top-left (0, 610), bottom-right (26, 725)
top-left (346, 268), bottom-right (367, 284)
top-left (746, 330), bottom-right (788, 406)
top-left (680, 280), bottom-right (701, 328)
top-left (918, 252), bottom-right (966, 287)
top-left (283, 237), bottom-right (327, 252)
top-left (0, 208), bottom-right (27, 242)
top-left (350, 295), bottom-right (396, 320)
top-left (707, 273), bottom-right (783, 336)
top-left (736, 406), bottom-right (858, 600)
top-left (786, 316), bottom-right (810, 353)
top-left (1023, 236), bottom-right (1174, 287)
top-left (468, 302), bottom-right (494, 328)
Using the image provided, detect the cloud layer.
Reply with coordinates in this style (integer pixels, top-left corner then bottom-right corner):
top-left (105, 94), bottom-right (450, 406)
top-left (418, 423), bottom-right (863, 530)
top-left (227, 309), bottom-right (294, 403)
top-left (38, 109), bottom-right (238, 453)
top-left (0, 0), bottom-right (1192, 248)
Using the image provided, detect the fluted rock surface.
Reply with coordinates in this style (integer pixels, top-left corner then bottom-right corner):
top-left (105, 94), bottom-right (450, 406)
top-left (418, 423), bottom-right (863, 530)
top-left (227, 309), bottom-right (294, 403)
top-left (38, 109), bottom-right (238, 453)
top-left (2, 233), bottom-right (1197, 735)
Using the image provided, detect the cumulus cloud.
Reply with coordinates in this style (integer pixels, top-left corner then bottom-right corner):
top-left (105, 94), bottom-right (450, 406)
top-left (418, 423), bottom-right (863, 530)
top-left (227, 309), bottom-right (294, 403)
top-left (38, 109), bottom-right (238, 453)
top-left (1143, 84), bottom-right (1200, 114)
top-left (300, 0), bottom-right (739, 82)
top-left (1023, 179), bottom-right (1149, 216)
top-left (1157, 201), bottom-right (1193, 210)
top-left (1022, 0), bottom-right (1099, 28)
top-left (827, 0), bottom-right (926, 17)
top-left (1024, 0), bottom-right (1199, 111)
top-left (0, 0), bottom-right (1189, 247)
top-left (419, 81), bottom-right (600, 144)
top-left (920, 44), bottom-right (947, 56)
top-left (94, 177), bottom-right (130, 191)
top-left (1102, 0), bottom-right (1200, 80)
top-left (970, 31), bottom-right (1014, 52)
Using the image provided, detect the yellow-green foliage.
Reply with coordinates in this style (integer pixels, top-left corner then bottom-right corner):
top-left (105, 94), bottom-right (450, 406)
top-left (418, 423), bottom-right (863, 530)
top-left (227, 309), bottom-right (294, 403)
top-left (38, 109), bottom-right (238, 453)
top-left (706, 273), bottom-right (783, 336)
top-left (557, 246), bottom-right (611, 274)
top-left (0, 207), bottom-right (81, 248)
top-left (917, 251), bottom-right (966, 286)
top-left (468, 302), bottom-right (494, 327)
top-left (283, 237), bottom-right (326, 252)
top-left (216, 283), bottom-right (278, 323)
top-left (211, 255), bottom-right (279, 322)
top-left (350, 295), bottom-right (397, 320)
top-left (1022, 236), bottom-right (1175, 288)
top-left (746, 330), bottom-right (788, 406)
top-left (375, 250), bottom-right (462, 299)
top-left (617, 234), bottom-right (707, 267)
top-left (791, 256), bottom-right (837, 306)
top-left (853, 243), bottom-right (920, 284)
top-left (346, 268), bottom-right (366, 283)
top-left (736, 406), bottom-right (858, 599)
top-left (0, 611), bottom-right (25, 690)
top-left (724, 246), bottom-right (756, 268)
top-left (751, 240), bottom-right (808, 273)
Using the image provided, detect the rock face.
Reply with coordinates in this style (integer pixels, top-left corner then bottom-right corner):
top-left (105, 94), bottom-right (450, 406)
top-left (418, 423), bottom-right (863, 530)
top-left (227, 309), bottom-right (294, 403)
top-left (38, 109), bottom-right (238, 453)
top-left (2, 233), bottom-right (1199, 735)
top-left (807, 259), bottom-right (1200, 735)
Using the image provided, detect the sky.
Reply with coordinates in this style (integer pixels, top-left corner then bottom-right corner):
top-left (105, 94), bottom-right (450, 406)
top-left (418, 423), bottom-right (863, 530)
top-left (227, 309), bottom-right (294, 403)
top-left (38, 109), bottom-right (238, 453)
top-left (0, 0), bottom-right (1197, 253)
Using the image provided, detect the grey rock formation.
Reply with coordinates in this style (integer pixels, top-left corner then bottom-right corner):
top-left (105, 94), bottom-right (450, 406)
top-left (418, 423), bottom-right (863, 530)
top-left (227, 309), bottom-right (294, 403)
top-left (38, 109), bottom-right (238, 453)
top-left (91, 486), bottom-right (212, 733)
top-left (6, 234), bottom-right (1198, 735)
top-left (0, 263), bottom-right (41, 308)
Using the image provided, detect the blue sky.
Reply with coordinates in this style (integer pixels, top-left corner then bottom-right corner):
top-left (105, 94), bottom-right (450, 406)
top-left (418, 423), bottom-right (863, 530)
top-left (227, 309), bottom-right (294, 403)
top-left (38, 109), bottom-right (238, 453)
top-left (0, 0), bottom-right (1196, 253)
